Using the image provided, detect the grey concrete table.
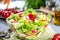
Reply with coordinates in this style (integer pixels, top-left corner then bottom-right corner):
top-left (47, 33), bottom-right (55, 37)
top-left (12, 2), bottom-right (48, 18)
top-left (0, 19), bottom-right (60, 33)
top-left (50, 22), bottom-right (60, 33)
top-left (0, 19), bottom-right (10, 32)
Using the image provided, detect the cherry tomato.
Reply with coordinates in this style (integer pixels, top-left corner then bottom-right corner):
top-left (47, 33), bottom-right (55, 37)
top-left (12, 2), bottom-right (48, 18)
top-left (0, 10), bottom-right (2, 15)
top-left (3, 11), bottom-right (11, 18)
top-left (2, 10), bottom-right (5, 16)
top-left (13, 10), bottom-right (19, 14)
top-left (20, 10), bottom-right (24, 12)
top-left (28, 14), bottom-right (35, 21)
top-left (54, 34), bottom-right (60, 38)
top-left (5, 8), bottom-right (12, 11)
top-left (52, 37), bottom-right (60, 40)
top-left (52, 34), bottom-right (60, 40)
top-left (32, 30), bottom-right (38, 33)
top-left (18, 13), bottom-right (22, 17)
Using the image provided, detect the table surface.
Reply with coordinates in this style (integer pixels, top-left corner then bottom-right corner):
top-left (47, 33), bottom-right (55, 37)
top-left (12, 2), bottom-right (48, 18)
top-left (0, 19), bottom-right (60, 33)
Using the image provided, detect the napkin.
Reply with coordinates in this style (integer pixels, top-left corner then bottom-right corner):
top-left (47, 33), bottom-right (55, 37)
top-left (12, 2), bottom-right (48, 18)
top-left (4, 25), bottom-right (56, 40)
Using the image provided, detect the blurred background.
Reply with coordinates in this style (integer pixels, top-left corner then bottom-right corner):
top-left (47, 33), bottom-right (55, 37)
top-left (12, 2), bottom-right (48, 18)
top-left (0, 0), bottom-right (60, 10)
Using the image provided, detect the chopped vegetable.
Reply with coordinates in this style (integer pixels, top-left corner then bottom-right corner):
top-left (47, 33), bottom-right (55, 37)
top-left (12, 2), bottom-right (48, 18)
top-left (7, 9), bottom-right (51, 39)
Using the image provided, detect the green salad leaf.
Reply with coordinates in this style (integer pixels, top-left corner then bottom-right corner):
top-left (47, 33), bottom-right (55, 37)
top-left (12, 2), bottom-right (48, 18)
top-left (47, 14), bottom-right (51, 19)
top-left (14, 14), bottom-right (21, 20)
top-left (23, 8), bottom-right (37, 16)
top-left (8, 14), bottom-right (15, 20)
top-left (8, 14), bottom-right (21, 21)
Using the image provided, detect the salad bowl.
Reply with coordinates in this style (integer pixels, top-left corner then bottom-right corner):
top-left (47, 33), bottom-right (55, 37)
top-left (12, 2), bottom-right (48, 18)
top-left (6, 8), bottom-right (51, 40)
